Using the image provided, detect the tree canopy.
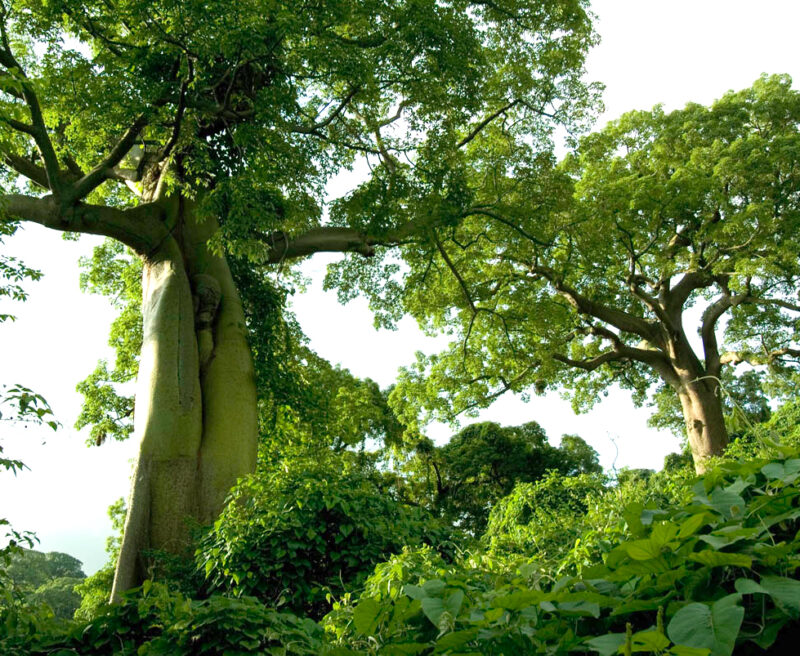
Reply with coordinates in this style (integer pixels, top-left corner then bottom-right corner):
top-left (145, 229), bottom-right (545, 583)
top-left (337, 75), bottom-right (800, 470)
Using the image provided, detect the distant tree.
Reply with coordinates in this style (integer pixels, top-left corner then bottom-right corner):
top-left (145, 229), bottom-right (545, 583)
top-left (399, 421), bottom-right (601, 534)
top-left (344, 76), bottom-right (800, 472)
top-left (3, 549), bottom-right (86, 620)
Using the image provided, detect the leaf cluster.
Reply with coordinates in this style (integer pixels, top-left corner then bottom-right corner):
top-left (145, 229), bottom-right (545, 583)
top-left (324, 446), bottom-right (800, 654)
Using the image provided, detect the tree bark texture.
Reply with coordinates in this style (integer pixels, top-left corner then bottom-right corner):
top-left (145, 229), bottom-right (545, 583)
top-left (676, 377), bottom-right (729, 474)
top-left (111, 198), bottom-right (258, 599)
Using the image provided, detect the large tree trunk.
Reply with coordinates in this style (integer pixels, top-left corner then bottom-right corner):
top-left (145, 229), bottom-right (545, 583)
top-left (111, 197), bottom-right (258, 600)
top-left (677, 377), bottom-right (729, 474)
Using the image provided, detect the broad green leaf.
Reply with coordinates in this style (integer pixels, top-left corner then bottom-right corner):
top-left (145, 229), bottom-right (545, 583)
top-left (404, 585), bottom-right (426, 600)
top-left (422, 580), bottom-right (447, 596)
top-left (688, 551), bottom-right (752, 568)
top-left (558, 600), bottom-right (600, 618)
top-left (667, 595), bottom-right (743, 656)
top-left (760, 576), bottom-right (800, 617)
top-left (624, 539), bottom-right (663, 560)
top-left (434, 628), bottom-right (478, 652)
top-left (584, 633), bottom-right (626, 656)
top-left (708, 488), bottom-right (745, 518)
top-left (630, 630), bottom-right (670, 652)
top-left (678, 512), bottom-right (710, 539)
top-left (734, 578), bottom-right (766, 595)
top-left (353, 597), bottom-right (381, 636)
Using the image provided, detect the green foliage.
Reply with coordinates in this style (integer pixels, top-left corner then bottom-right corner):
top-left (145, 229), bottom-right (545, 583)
top-left (2, 549), bottom-right (85, 620)
top-left (75, 240), bottom-right (141, 446)
top-left (0, 221), bottom-right (41, 323)
top-left (197, 451), bottom-right (455, 618)
top-left (3, 583), bottom-right (323, 655)
top-left (74, 498), bottom-right (127, 622)
top-left (397, 421), bottom-right (601, 535)
top-left (323, 448), bottom-right (800, 654)
top-left (484, 471), bottom-right (607, 565)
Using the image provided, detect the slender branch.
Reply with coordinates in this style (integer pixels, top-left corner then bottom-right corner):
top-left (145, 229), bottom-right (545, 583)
top-left (0, 16), bottom-right (62, 192)
top-left (65, 114), bottom-right (149, 203)
top-left (553, 350), bottom-right (622, 371)
top-left (290, 86), bottom-right (359, 134)
top-left (457, 99), bottom-right (519, 149)
top-left (463, 207), bottom-right (550, 246)
top-left (434, 235), bottom-right (477, 313)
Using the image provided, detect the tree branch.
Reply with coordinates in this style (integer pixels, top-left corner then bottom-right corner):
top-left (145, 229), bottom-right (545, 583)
top-left (65, 114), bottom-right (149, 203)
top-left (0, 194), bottom-right (166, 254)
top-left (662, 271), bottom-right (713, 322)
top-left (463, 207), bottom-right (550, 246)
top-left (530, 264), bottom-right (658, 341)
top-left (290, 86), bottom-right (360, 134)
top-left (457, 99), bottom-right (519, 148)
top-left (0, 15), bottom-right (63, 192)
top-left (0, 148), bottom-right (49, 188)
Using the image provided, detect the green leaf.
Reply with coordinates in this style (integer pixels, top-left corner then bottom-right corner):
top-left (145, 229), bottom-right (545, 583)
top-left (434, 628), bottom-right (478, 652)
top-left (759, 576), bottom-right (800, 618)
top-left (687, 551), bottom-right (752, 568)
top-left (353, 597), bottom-right (381, 636)
top-left (667, 595), bottom-right (743, 656)
top-left (668, 646), bottom-right (711, 656)
top-left (422, 580), bottom-right (446, 596)
top-left (733, 578), bottom-right (765, 596)
top-left (584, 633), bottom-right (626, 656)
top-left (624, 539), bottom-right (663, 560)
top-left (678, 512), bottom-right (710, 539)
top-left (421, 590), bottom-right (463, 627)
top-left (630, 630), bottom-right (670, 652)
top-left (557, 600), bottom-right (600, 618)
top-left (708, 488), bottom-right (745, 519)
top-left (404, 584), bottom-right (426, 600)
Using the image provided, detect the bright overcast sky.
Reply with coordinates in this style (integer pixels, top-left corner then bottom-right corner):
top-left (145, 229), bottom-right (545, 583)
top-left (2, 0), bottom-right (799, 574)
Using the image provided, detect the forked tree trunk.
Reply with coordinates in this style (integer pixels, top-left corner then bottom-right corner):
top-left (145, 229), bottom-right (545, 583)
top-left (677, 377), bottom-right (729, 474)
top-left (111, 197), bottom-right (258, 599)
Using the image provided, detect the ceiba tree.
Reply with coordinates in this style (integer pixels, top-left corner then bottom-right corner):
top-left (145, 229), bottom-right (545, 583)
top-left (0, 0), bottom-right (595, 597)
top-left (337, 75), bottom-right (800, 472)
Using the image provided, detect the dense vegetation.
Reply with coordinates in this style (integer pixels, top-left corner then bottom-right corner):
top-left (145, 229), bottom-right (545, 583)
top-left (3, 421), bottom-right (800, 654)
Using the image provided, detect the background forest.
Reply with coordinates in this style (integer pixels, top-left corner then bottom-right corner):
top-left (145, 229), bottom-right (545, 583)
top-left (2, 0), bottom-right (800, 654)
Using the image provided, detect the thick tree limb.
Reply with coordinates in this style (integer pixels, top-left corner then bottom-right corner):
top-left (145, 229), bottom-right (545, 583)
top-left (663, 271), bottom-right (713, 322)
top-left (262, 227), bottom-right (380, 262)
top-left (0, 148), bottom-right (49, 189)
top-left (530, 265), bottom-right (659, 342)
top-left (0, 193), bottom-right (166, 254)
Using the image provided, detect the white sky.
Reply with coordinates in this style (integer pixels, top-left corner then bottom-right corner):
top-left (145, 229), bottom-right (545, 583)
top-left (1, 0), bottom-right (799, 574)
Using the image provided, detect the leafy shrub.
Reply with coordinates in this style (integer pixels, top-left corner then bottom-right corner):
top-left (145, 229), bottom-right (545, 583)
top-left (2, 582), bottom-right (323, 655)
top-left (324, 447), bottom-right (800, 655)
top-left (484, 471), bottom-right (607, 565)
top-left (197, 453), bottom-right (455, 617)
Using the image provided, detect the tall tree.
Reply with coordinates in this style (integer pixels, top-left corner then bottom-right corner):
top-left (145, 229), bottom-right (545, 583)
top-left (0, 0), bottom-right (596, 596)
top-left (336, 75), bottom-right (800, 472)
